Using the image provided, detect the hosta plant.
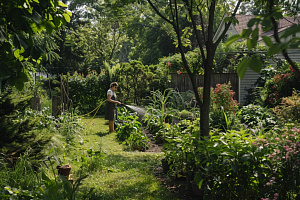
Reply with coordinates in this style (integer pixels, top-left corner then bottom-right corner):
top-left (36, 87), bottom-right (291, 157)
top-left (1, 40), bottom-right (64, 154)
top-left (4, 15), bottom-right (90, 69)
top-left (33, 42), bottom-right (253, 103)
top-left (237, 104), bottom-right (276, 129)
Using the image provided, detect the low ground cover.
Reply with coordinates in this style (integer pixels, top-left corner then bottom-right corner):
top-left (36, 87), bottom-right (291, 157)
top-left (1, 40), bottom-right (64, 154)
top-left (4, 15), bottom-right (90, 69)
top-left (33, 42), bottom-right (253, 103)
top-left (0, 116), bottom-right (180, 199)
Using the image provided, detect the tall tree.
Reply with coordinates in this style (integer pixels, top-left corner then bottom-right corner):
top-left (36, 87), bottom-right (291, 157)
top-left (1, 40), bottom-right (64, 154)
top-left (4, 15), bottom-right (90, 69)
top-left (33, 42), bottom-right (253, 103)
top-left (0, 0), bottom-right (71, 90)
top-left (65, 21), bottom-right (124, 69)
top-left (146, 0), bottom-right (242, 136)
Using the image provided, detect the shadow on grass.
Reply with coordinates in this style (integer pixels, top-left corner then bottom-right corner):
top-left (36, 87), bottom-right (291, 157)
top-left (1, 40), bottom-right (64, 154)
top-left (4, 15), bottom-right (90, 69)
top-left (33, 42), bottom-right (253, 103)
top-left (96, 131), bottom-right (111, 137)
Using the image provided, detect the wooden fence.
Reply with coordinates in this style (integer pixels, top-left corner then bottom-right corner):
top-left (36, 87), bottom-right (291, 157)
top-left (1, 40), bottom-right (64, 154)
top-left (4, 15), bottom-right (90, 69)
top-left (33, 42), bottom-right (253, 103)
top-left (171, 73), bottom-right (239, 98)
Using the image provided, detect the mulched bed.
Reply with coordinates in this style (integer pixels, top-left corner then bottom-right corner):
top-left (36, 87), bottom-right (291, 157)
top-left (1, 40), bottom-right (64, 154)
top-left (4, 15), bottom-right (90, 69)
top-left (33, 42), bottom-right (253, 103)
top-left (143, 129), bottom-right (200, 200)
top-left (153, 164), bottom-right (200, 200)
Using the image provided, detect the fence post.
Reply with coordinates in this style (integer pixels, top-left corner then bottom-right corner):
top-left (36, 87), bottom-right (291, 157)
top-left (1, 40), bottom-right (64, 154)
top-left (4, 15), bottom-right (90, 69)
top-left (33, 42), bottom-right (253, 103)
top-left (31, 96), bottom-right (41, 111)
top-left (52, 96), bottom-right (61, 117)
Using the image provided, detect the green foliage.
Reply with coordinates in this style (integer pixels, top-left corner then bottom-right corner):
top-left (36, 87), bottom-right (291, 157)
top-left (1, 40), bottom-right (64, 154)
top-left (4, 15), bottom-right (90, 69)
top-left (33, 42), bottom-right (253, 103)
top-left (0, 152), bottom-right (39, 191)
top-left (144, 89), bottom-right (180, 132)
top-left (214, 42), bottom-right (266, 73)
top-left (56, 112), bottom-right (84, 145)
top-left (210, 109), bottom-right (237, 132)
top-left (161, 120), bottom-right (200, 177)
top-left (225, 2), bottom-right (300, 79)
top-left (77, 148), bottom-right (106, 175)
top-left (237, 104), bottom-right (276, 129)
top-left (0, 159), bottom-right (88, 200)
top-left (159, 48), bottom-right (204, 74)
top-left (193, 127), bottom-right (300, 199)
top-left (117, 60), bottom-right (152, 104)
top-left (273, 90), bottom-right (300, 123)
top-left (164, 133), bottom-right (195, 177)
top-left (263, 64), bottom-right (299, 107)
top-left (0, 90), bottom-right (44, 155)
top-left (180, 110), bottom-right (193, 119)
top-left (65, 20), bottom-right (124, 66)
top-left (0, 0), bottom-right (71, 89)
top-left (115, 107), bottom-right (149, 151)
top-left (68, 70), bottom-right (109, 114)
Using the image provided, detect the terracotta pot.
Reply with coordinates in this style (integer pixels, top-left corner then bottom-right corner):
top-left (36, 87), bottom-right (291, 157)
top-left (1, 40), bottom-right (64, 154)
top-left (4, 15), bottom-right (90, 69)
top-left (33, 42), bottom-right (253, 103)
top-left (57, 165), bottom-right (71, 177)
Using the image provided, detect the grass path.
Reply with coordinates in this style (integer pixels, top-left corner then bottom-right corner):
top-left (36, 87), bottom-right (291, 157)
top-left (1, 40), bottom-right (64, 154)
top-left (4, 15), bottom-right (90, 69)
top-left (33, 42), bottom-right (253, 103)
top-left (75, 117), bottom-right (179, 200)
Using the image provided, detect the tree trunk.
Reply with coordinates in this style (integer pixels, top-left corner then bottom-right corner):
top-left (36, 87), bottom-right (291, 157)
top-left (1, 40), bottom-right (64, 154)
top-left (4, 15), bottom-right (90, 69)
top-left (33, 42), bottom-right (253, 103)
top-left (200, 58), bottom-right (213, 137)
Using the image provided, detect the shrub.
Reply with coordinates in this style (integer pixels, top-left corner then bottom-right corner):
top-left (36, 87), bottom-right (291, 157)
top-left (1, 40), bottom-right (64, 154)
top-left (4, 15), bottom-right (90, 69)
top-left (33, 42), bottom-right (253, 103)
top-left (263, 63), bottom-right (299, 107)
top-left (237, 104), bottom-right (276, 129)
top-left (198, 82), bottom-right (239, 113)
top-left (161, 120), bottom-right (200, 177)
top-left (194, 127), bottom-right (300, 200)
top-left (115, 107), bottom-right (149, 150)
top-left (180, 109), bottom-right (193, 119)
top-left (198, 82), bottom-right (239, 131)
top-left (68, 70), bottom-right (109, 115)
top-left (212, 82), bottom-right (239, 112)
top-left (273, 90), bottom-right (300, 124)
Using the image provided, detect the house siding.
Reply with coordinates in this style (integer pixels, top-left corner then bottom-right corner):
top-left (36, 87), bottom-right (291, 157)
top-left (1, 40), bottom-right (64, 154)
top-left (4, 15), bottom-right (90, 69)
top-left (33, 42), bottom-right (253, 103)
top-left (239, 68), bottom-right (261, 105)
top-left (239, 49), bottom-right (300, 106)
top-left (277, 50), bottom-right (300, 63)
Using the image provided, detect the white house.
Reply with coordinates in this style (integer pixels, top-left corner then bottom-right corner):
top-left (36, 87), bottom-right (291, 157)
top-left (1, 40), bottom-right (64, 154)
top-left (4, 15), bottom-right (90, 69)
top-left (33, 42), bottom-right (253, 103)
top-left (214, 14), bottom-right (300, 105)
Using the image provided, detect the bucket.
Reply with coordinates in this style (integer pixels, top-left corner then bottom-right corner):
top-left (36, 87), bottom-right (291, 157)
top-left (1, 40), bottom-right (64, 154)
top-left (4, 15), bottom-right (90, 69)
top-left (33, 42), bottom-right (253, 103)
top-left (57, 165), bottom-right (71, 177)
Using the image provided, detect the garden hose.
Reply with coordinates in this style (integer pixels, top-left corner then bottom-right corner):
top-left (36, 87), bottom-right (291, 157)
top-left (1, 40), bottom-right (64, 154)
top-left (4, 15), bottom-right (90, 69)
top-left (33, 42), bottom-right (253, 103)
top-left (80, 100), bottom-right (107, 124)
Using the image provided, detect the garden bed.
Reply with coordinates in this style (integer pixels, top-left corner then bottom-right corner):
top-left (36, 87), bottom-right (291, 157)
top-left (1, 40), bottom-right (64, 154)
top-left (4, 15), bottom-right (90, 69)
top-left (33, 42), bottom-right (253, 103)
top-left (144, 129), bottom-right (199, 200)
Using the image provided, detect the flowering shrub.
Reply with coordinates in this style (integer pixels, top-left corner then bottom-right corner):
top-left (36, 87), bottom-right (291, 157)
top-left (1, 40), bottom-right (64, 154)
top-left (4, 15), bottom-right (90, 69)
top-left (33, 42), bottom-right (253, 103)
top-left (212, 82), bottom-right (239, 112)
top-left (198, 83), bottom-right (239, 131)
top-left (193, 127), bottom-right (300, 199)
top-left (255, 127), bottom-right (300, 200)
top-left (264, 65), bottom-right (298, 107)
top-left (198, 82), bottom-right (238, 112)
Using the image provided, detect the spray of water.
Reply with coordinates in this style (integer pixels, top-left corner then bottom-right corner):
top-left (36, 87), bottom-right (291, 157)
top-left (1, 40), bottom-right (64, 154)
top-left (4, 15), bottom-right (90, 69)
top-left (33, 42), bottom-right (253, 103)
top-left (123, 104), bottom-right (147, 121)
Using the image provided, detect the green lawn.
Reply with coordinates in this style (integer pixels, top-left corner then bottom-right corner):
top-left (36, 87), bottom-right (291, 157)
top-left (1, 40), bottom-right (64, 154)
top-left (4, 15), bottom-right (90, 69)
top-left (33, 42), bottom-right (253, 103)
top-left (63, 117), bottom-right (179, 200)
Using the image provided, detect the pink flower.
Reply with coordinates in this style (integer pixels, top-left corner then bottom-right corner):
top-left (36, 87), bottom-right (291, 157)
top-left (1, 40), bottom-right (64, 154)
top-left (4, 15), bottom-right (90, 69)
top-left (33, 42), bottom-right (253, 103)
top-left (178, 70), bottom-right (182, 75)
top-left (167, 62), bottom-right (171, 66)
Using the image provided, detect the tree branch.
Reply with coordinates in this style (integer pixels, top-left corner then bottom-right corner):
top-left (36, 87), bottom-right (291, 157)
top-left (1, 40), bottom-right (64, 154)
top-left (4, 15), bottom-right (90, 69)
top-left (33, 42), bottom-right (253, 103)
top-left (268, 0), bottom-right (300, 78)
top-left (147, 0), bottom-right (173, 25)
top-left (214, 0), bottom-right (242, 48)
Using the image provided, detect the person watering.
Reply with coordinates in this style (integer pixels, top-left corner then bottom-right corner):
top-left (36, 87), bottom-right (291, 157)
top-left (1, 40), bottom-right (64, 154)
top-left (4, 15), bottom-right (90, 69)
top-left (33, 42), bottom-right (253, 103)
top-left (105, 82), bottom-right (121, 132)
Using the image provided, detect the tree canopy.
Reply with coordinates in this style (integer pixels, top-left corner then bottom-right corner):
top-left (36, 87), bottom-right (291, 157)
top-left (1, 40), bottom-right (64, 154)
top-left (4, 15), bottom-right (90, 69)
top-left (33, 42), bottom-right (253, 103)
top-left (0, 0), bottom-right (71, 90)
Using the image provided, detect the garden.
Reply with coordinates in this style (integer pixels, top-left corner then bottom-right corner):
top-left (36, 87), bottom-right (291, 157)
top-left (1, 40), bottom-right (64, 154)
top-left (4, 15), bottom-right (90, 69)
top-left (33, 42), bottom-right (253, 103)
top-left (1, 0), bottom-right (300, 200)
